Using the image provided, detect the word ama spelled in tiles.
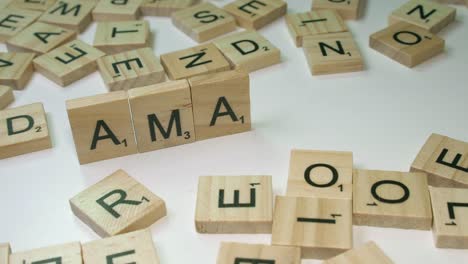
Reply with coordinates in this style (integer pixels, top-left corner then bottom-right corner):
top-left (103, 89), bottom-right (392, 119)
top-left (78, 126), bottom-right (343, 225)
top-left (312, 0), bottom-right (365, 20)
top-left (411, 133), bottom-right (467, 188)
top-left (195, 175), bottom-right (273, 233)
top-left (9, 242), bottom-right (82, 264)
top-left (0, 52), bottom-right (35, 90)
top-left (93, 20), bottom-right (150, 54)
top-left (0, 8), bottom-right (42, 42)
top-left (92, 0), bottom-right (143, 21)
top-left (70, 169), bottom-right (166, 237)
top-left (33, 39), bottom-right (105, 86)
top-left (82, 230), bottom-right (160, 263)
top-left (353, 169), bottom-right (432, 230)
top-left (66, 91), bottom-right (137, 164)
top-left (171, 2), bottom-right (236, 43)
top-left (287, 150), bottom-right (353, 199)
top-left (272, 196), bottom-right (352, 259)
top-left (217, 242), bottom-right (301, 264)
top-left (213, 30), bottom-right (280, 73)
top-left (0, 103), bottom-right (52, 160)
top-left (39, 0), bottom-right (96, 33)
top-left (128, 80), bottom-right (195, 153)
top-left (323, 241), bottom-right (394, 264)
top-left (224, 0), bottom-right (287, 30)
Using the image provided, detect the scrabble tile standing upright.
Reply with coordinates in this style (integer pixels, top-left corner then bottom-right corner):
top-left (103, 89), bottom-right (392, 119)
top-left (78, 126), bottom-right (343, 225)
top-left (97, 47), bottom-right (165, 91)
top-left (161, 43), bottom-right (230, 80)
top-left (9, 242), bottom-right (82, 264)
top-left (92, 0), bottom-right (142, 21)
top-left (214, 30), bottom-right (281, 73)
top-left (389, 0), bottom-right (456, 33)
top-left (188, 70), bottom-right (251, 141)
top-left (303, 32), bottom-right (364, 75)
top-left (411, 133), bottom-right (467, 188)
top-left (272, 196), bottom-right (352, 259)
top-left (0, 52), bottom-right (35, 90)
top-left (171, 2), bottom-right (236, 42)
top-left (323, 241), bottom-right (394, 264)
top-left (66, 91), bottom-right (138, 164)
top-left (6, 22), bottom-right (76, 55)
top-left (0, 103), bottom-right (52, 160)
top-left (39, 0), bottom-right (96, 32)
top-left (224, 0), bottom-right (287, 30)
top-left (82, 230), bottom-right (160, 264)
top-left (140, 0), bottom-right (199, 16)
top-left (0, 243), bottom-right (10, 264)
top-left (128, 80), bottom-right (196, 153)
top-left (286, 150), bottom-right (353, 200)
top-left (369, 22), bottom-right (444, 68)
top-left (0, 8), bottom-right (42, 42)
top-left (217, 242), bottom-right (301, 264)
top-left (429, 187), bottom-right (468, 249)
top-left (33, 39), bottom-right (105, 86)
top-left (0, 85), bottom-right (14, 110)
top-left (312, 0), bottom-right (365, 20)
top-left (70, 169), bottom-right (166, 237)
top-left (93, 20), bottom-right (150, 54)
top-left (285, 10), bottom-right (348, 47)
top-left (195, 175), bottom-right (273, 233)
top-left (353, 169), bottom-right (433, 230)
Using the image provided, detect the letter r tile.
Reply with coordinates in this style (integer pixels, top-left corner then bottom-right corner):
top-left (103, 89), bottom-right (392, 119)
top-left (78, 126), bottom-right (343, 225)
top-left (195, 175), bottom-right (273, 234)
top-left (70, 169), bottom-right (167, 237)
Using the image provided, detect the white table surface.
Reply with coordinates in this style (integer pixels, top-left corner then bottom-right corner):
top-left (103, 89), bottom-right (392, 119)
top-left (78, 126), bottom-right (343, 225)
top-left (1, 0), bottom-right (467, 263)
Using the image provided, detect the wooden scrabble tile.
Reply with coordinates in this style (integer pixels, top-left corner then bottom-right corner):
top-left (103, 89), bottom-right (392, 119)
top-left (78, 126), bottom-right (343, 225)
top-left (217, 242), bottom-right (301, 264)
top-left (128, 80), bottom-right (195, 153)
top-left (6, 22), bottom-right (76, 55)
top-left (286, 149), bottom-right (353, 200)
top-left (272, 196), bottom-right (352, 259)
top-left (285, 10), bottom-right (348, 47)
top-left (195, 175), bottom-right (273, 233)
top-left (33, 39), bottom-right (105, 86)
top-left (70, 169), bottom-right (166, 237)
top-left (430, 187), bottom-right (468, 249)
top-left (213, 30), bottom-right (280, 73)
top-left (0, 85), bottom-right (14, 110)
top-left (39, 0), bottom-right (95, 32)
top-left (369, 22), bottom-right (444, 68)
top-left (188, 70), bottom-right (251, 141)
top-left (224, 0), bottom-right (287, 30)
top-left (353, 169), bottom-right (432, 230)
top-left (9, 242), bottom-right (81, 264)
top-left (97, 47), bottom-right (165, 91)
top-left (0, 243), bottom-right (10, 264)
top-left (303, 32), bottom-right (364, 75)
top-left (66, 91), bottom-right (138, 164)
top-left (9, 0), bottom-right (57, 12)
top-left (0, 8), bottom-right (42, 42)
top-left (389, 0), bottom-right (456, 33)
top-left (171, 2), bottom-right (236, 43)
top-left (0, 52), bottom-right (34, 90)
top-left (141, 0), bottom-right (199, 16)
top-left (160, 43), bottom-right (230, 80)
top-left (0, 103), bottom-right (52, 160)
top-left (93, 20), bottom-right (150, 54)
top-left (82, 229), bottom-right (160, 263)
top-left (311, 0), bottom-right (365, 20)
top-left (411, 133), bottom-right (468, 188)
top-left (92, 0), bottom-right (142, 22)
top-left (323, 241), bottom-right (394, 264)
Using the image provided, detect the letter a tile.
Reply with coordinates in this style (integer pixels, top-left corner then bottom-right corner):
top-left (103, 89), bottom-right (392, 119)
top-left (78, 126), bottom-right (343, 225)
top-left (286, 150), bottom-right (353, 200)
top-left (353, 169), bottom-right (432, 230)
top-left (66, 91), bottom-right (138, 164)
top-left (411, 133), bottom-right (468, 188)
top-left (195, 175), bottom-right (273, 233)
top-left (82, 229), bottom-right (160, 263)
top-left (323, 241), bottom-right (394, 264)
top-left (429, 187), bottom-right (468, 249)
top-left (217, 242), bottom-right (301, 264)
top-left (70, 169), bottom-right (167, 237)
top-left (9, 242), bottom-right (82, 264)
top-left (0, 103), bottom-right (52, 160)
top-left (271, 196), bottom-right (352, 259)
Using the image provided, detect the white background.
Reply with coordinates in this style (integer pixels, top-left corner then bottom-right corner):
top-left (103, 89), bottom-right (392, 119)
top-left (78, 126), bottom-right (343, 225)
top-left (1, 0), bottom-right (468, 263)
